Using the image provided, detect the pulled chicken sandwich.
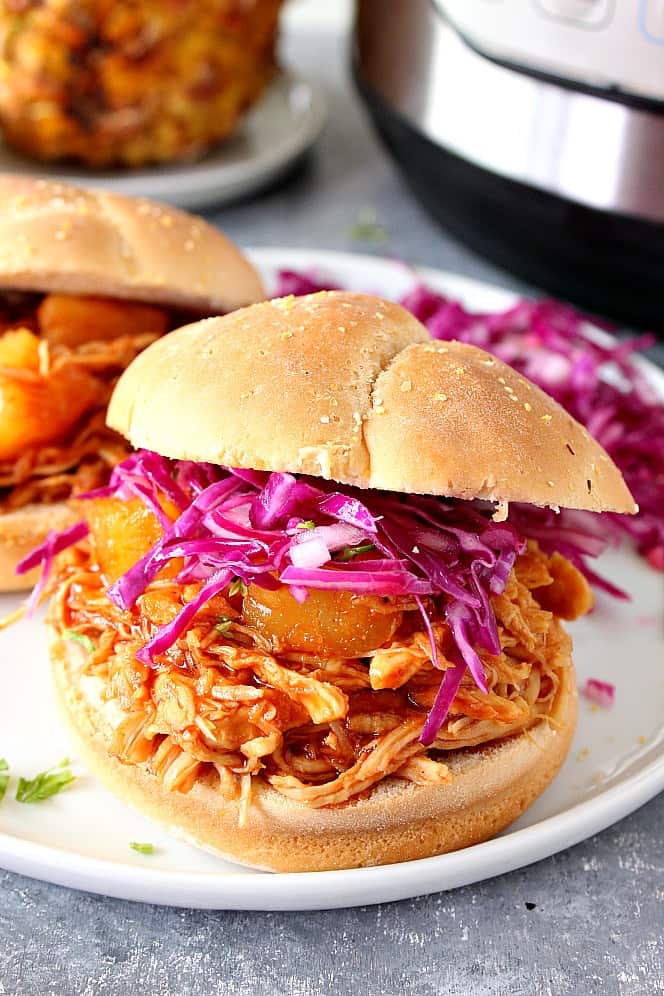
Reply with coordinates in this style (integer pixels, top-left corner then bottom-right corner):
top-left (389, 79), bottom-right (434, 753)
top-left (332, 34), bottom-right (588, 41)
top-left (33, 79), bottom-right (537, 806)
top-left (0, 175), bottom-right (264, 590)
top-left (27, 291), bottom-right (636, 871)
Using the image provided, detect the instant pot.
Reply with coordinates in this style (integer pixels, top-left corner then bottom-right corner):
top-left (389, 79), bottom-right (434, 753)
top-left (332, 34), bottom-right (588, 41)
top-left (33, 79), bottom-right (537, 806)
top-left (354, 0), bottom-right (664, 329)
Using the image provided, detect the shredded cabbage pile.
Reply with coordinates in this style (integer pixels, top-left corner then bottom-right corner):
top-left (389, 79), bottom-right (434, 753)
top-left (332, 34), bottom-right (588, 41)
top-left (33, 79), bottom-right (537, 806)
top-left (277, 271), bottom-right (664, 577)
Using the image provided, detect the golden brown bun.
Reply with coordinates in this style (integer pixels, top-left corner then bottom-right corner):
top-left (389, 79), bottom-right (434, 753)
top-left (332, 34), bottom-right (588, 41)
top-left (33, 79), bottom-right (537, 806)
top-left (51, 630), bottom-right (577, 872)
top-left (0, 502), bottom-right (79, 591)
top-left (109, 290), bottom-right (636, 513)
top-left (0, 175), bottom-right (265, 312)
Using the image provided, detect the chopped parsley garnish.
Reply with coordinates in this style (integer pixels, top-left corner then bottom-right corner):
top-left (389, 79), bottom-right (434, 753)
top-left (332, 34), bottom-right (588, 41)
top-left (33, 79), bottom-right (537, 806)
top-left (130, 841), bottom-right (155, 855)
top-left (214, 616), bottom-right (233, 635)
top-left (347, 206), bottom-right (388, 245)
top-left (62, 629), bottom-right (94, 655)
top-left (228, 578), bottom-right (248, 598)
top-left (336, 543), bottom-right (375, 562)
top-left (15, 758), bottom-right (75, 803)
top-left (0, 759), bottom-right (9, 802)
top-left (296, 520), bottom-right (316, 530)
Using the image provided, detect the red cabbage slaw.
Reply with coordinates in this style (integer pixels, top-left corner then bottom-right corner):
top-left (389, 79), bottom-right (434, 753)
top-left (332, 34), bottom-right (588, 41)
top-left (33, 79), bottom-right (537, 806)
top-left (17, 449), bottom-right (570, 745)
top-left (277, 270), bottom-right (664, 577)
top-left (18, 520), bottom-right (90, 618)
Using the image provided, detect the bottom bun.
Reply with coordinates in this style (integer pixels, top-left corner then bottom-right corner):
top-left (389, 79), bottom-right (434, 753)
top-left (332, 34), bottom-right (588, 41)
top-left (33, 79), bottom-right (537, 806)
top-left (0, 503), bottom-right (79, 592)
top-left (51, 632), bottom-right (578, 873)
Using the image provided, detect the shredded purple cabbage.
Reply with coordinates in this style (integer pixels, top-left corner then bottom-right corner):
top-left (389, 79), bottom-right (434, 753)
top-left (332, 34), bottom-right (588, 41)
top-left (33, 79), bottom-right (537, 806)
top-left (24, 446), bottom-right (616, 744)
top-left (99, 456), bottom-right (530, 693)
top-left (22, 478), bottom-right (616, 740)
top-left (15, 519), bottom-right (89, 617)
top-left (276, 270), bottom-right (664, 576)
top-left (401, 288), bottom-right (664, 574)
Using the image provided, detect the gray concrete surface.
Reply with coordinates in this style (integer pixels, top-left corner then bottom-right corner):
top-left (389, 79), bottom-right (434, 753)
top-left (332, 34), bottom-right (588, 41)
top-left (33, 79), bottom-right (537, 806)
top-left (1, 15), bottom-right (663, 996)
top-left (2, 798), bottom-right (663, 996)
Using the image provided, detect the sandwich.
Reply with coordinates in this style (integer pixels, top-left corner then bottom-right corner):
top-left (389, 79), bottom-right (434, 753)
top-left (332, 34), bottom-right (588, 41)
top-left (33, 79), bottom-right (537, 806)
top-left (30, 291), bottom-right (636, 872)
top-left (0, 174), bottom-right (264, 591)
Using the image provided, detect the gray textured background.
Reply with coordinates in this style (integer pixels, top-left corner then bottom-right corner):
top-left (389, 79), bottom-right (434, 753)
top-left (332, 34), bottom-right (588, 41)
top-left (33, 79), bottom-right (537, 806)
top-left (2, 10), bottom-right (663, 995)
top-left (2, 800), bottom-right (664, 996)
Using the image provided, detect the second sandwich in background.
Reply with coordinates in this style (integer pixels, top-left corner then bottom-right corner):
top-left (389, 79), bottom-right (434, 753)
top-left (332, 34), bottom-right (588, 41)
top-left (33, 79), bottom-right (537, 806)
top-left (0, 175), bottom-right (264, 590)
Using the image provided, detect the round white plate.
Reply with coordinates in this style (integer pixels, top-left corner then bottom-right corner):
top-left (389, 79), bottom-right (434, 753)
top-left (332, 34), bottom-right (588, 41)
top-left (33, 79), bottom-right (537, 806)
top-left (0, 248), bottom-right (662, 911)
top-left (0, 73), bottom-right (326, 210)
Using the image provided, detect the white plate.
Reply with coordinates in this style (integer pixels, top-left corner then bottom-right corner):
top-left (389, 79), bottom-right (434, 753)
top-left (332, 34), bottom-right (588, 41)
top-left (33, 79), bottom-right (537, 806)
top-left (0, 73), bottom-right (326, 210)
top-left (0, 248), bottom-right (662, 911)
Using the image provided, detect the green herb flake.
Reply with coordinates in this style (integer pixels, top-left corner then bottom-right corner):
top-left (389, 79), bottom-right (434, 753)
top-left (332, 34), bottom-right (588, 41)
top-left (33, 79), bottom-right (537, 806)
top-left (228, 578), bottom-right (248, 599)
top-left (130, 841), bottom-right (155, 855)
top-left (336, 543), bottom-right (375, 563)
top-left (0, 759), bottom-right (9, 803)
top-left (62, 629), bottom-right (94, 655)
top-left (214, 616), bottom-right (233, 635)
top-left (347, 207), bottom-right (388, 245)
top-left (296, 520), bottom-right (316, 530)
top-left (15, 758), bottom-right (75, 804)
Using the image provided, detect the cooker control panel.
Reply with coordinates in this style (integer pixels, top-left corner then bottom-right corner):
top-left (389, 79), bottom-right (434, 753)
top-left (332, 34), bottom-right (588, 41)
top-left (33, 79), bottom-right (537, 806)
top-left (436, 0), bottom-right (664, 101)
top-left (534, 0), bottom-right (612, 26)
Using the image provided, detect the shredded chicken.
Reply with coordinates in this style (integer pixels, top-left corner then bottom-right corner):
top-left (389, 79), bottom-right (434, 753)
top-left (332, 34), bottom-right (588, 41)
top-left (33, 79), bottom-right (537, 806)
top-left (1, 409), bottom-right (129, 509)
top-left (48, 541), bottom-right (590, 813)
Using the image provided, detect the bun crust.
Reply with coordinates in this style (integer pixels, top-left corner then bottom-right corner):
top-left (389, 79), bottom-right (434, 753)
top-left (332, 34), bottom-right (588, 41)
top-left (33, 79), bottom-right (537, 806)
top-left (109, 292), bottom-right (429, 487)
top-left (0, 175), bottom-right (265, 313)
top-left (0, 502), bottom-right (78, 591)
top-left (51, 631), bottom-right (577, 872)
top-left (109, 291), bottom-right (636, 513)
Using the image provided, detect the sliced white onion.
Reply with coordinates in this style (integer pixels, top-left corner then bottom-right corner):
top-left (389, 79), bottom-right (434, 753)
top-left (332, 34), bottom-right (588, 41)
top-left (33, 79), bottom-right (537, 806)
top-left (290, 522), bottom-right (365, 550)
top-left (289, 536), bottom-right (332, 569)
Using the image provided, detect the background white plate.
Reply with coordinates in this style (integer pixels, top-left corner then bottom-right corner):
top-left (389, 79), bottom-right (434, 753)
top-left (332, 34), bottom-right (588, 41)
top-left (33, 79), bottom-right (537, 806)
top-left (0, 248), bottom-right (662, 911)
top-left (0, 73), bottom-right (326, 210)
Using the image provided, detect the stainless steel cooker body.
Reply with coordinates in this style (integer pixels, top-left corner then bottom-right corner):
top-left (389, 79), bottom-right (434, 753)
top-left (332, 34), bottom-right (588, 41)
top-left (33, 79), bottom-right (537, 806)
top-left (354, 0), bottom-right (664, 329)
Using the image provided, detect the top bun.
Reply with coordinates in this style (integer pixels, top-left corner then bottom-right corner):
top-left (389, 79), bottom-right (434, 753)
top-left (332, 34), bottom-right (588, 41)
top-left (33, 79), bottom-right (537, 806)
top-left (0, 175), bottom-right (265, 313)
top-left (108, 290), bottom-right (637, 513)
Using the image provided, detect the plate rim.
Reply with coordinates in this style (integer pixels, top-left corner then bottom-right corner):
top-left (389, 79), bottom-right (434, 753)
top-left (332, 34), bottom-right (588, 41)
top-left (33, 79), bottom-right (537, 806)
top-left (0, 735), bottom-right (662, 911)
top-left (1, 246), bottom-right (662, 910)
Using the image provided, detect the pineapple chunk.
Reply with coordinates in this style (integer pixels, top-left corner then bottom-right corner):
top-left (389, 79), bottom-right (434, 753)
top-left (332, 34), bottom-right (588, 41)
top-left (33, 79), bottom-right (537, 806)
top-left (0, 364), bottom-right (100, 461)
top-left (84, 496), bottom-right (179, 584)
top-left (38, 294), bottom-right (168, 348)
top-left (0, 327), bottom-right (40, 370)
